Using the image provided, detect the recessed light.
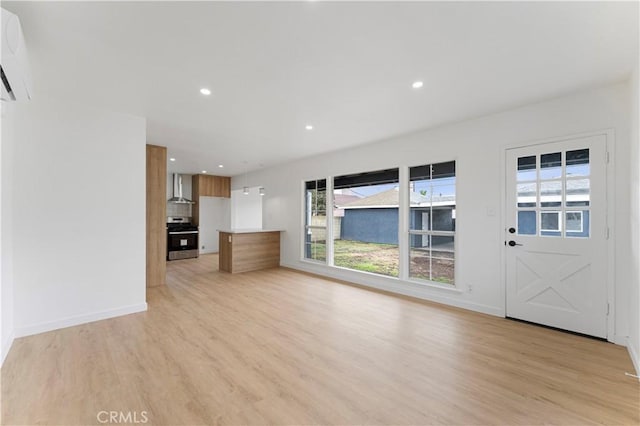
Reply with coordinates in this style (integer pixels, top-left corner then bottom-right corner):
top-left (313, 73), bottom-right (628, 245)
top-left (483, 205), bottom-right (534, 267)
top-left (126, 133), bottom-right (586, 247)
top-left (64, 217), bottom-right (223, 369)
top-left (218, 164), bottom-right (224, 168)
top-left (412, 81), bottom-right (424, 89)
top-left (200, 88), bottom-right (211, 95)
top-left (305, 125), bottom-right (313, 130)
top-left (202, 170), bottom-right (207, 173)
top-left (169, 158), bottom-right (176, 162)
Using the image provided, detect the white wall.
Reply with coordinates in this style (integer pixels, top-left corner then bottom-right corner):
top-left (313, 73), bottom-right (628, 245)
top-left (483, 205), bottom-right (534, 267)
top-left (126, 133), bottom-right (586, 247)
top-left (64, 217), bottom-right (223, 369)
top-left (9, 98), bottom-right (147, 337)
top-left (198, 196), bottom-right (230, 254)
top-left (1, 101), bottom-right (16, 365)
top-left (230, 187), bottom-right (263, 230)
top-left (238, 83), bottom-right (632, 344)
top-left (628, 63), bottom-right (640, 373)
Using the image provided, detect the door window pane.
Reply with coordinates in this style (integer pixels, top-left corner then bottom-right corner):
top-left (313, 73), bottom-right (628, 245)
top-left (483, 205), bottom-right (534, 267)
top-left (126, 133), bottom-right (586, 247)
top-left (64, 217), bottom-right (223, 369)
top-left (517, 156), bottom-right (536, 181)
top-left (541, 211), bottom-right (562, 236)
top-left (517, 210), bottom-right (536, 235)
top-left (566, 210), bottom-right (590, 238)
top-left (540, 152), bottom-right (562, 180)
top-left (566, 149), bottom-right (590, 177)
top-left (517, 183), bottom-right (536, 207)
top-left (540, 180), bottom-right (562, 207)
top-left (566, 211), bottom-right (583, 232)
top-left (566, 179), bottom-right (590, 207)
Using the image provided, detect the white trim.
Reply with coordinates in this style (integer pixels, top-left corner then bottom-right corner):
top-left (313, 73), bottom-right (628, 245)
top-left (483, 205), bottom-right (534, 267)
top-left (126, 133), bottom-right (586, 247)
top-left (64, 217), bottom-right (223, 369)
top-left (14, 303), bottom-right (148, 338)
top-left (398, 165), bottom-right (409, 282)
top-left (300, 180), bottom-right (306, 261)
top-left (326, 177), bottom-right (335, 267)
top-left (1, 329), bottom-right (15, 367)
top-left (627, 337), bottom-right (640, 378)
top-left (282, 261), bottom-right (502, 317)
top-left (344, 201), bottom-right (455, 209)
top-left (499, 142), bottom-right (508, 317)
top-left (605, 129), bottom-right (616, 344)
top-left (343, 204), bottom-right (399, 209)
top-left (609, 333), bottom-right (628, 346)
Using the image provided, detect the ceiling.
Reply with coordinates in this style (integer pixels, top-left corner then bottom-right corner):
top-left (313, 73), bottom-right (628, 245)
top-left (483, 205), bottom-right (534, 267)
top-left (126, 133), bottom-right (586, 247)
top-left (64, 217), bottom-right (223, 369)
top-left (5, 1), bottom-right (638, 176)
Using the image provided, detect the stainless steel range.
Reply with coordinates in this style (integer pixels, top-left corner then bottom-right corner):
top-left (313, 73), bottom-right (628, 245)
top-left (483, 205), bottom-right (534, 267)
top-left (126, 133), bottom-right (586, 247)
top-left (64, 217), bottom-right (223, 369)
top-left (167, 216), bottom-right (199, 260)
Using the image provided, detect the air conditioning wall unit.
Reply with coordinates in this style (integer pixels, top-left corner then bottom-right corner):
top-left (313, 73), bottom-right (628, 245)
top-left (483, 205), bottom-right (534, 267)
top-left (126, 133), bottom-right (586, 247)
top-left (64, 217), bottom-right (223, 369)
top-left (1, 7), bottom-right (32, 101)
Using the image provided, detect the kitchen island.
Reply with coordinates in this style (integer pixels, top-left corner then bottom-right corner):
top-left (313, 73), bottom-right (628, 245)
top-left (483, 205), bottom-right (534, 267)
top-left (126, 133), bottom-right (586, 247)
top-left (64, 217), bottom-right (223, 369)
top-left (217, 229), bottom-right (282, 273)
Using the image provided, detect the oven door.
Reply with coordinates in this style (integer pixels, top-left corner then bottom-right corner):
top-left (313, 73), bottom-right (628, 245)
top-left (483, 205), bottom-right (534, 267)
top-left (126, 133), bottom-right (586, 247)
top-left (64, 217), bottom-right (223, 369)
top-left (167, 231), bottom-right (198, 252)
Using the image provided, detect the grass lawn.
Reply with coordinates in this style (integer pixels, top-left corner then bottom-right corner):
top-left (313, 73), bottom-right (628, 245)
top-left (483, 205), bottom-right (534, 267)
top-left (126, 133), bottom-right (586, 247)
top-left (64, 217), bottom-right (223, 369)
top-left (308, 239), bottom-right (454, 284)
top-left (334, 240), bottom-right (399, 277)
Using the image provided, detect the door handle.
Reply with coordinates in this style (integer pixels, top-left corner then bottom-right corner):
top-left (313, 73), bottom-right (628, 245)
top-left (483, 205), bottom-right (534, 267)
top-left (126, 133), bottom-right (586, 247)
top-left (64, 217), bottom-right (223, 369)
top-left (508, 240), bottom-right (523, 247)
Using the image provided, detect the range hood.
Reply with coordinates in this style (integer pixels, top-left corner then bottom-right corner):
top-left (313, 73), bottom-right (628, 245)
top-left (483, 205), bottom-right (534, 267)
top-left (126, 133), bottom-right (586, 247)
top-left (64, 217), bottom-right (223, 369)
top-left (168, 174), bottom-right (194, 204)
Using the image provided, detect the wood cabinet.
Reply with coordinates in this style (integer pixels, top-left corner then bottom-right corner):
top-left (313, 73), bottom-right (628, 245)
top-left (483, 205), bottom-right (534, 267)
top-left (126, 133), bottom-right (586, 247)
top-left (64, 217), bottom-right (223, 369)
top-left (192, 174), bottom-right (230, 198)
top-left (146, 144), bottom-right (167, 288)
top-left (219, 230), bottom-right (281, 273)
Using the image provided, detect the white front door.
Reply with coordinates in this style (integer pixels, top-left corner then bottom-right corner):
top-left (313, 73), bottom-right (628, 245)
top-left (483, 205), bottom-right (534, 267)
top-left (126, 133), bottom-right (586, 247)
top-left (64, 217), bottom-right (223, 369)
top-left (505, 134), bottom-right (608, 338)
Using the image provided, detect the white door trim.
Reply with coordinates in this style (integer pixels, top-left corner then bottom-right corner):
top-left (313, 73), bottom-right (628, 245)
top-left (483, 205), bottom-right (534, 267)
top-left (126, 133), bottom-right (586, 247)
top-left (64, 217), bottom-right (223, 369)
top-left (500, 129), bottom-right (615, 342)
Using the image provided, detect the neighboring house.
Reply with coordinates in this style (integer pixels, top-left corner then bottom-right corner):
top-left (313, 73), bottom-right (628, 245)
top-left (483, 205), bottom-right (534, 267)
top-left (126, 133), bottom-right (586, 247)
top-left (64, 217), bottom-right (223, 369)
top-left (339, 187), bottom-right (456, 247)
top-left (333, 192), bottom-right (362, 217)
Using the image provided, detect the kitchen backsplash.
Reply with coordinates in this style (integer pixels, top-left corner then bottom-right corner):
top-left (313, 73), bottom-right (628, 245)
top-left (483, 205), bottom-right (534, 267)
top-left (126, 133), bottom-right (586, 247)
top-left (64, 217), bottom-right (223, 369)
top-left (167, 202), bottom-right (192, 217)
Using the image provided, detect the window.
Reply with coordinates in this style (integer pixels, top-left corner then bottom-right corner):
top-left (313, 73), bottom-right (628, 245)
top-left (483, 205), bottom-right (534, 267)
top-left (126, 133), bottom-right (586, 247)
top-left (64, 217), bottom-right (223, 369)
top-left (304, 179), bottom-right (326, 262)
top-left (409, 161), bottom-right (456, 285)
top-left (516, 148), bottom-right (590, 238)
top-left (333, 169), bottom-right (399, 277)
top-left (302, 162), bottom-right (456, 285)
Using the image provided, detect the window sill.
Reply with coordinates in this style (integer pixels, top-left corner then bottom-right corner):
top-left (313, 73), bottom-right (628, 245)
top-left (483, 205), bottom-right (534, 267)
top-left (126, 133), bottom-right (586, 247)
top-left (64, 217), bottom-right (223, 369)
top-left (300, 258), bottom-right (327, 266)
top-left (406, 278), bottom-right (463, 293)
top-left (298, 259), bottom-right (464, 294)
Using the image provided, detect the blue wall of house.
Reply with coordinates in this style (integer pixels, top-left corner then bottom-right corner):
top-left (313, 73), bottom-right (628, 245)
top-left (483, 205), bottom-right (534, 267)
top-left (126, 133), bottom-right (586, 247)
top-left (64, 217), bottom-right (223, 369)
top-left (342, 208), bottom-right (399, 244)
top-left (341, 207), bottom-right (456, 245)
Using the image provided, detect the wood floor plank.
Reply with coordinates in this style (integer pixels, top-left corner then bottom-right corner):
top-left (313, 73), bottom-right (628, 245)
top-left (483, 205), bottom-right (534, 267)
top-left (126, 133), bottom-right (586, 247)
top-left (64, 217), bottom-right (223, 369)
top-left (2, 254), bottom-right (638, 425)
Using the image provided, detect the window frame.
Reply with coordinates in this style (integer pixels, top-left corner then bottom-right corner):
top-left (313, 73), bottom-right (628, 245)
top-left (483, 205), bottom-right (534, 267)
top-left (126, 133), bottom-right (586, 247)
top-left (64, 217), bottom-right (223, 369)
top-left (300, 159), bottom-right (459, 290)
top-left (331, 168), bottom-right (400, 278)
top-left (303, 178), bottom-right (328, 263)
top-left (407, 161), bottom-right (457, 286)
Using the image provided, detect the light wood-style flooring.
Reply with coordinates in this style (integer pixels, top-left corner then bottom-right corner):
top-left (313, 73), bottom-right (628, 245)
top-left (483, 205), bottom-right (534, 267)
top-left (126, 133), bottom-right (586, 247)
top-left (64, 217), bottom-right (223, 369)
top-left (2, 254), bottom-right (639, 425)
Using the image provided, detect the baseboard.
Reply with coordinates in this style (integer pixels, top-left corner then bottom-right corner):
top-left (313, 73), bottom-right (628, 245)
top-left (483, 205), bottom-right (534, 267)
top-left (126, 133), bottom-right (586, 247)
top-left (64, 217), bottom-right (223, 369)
top-left (281, 261), bottom-right (503, 317)
top-left (1, 329), bottom-right (15, 367)
top-left (199, 249), bottom-right (219, 255)
top-left (610, 334), bottom-right (628, 346)
top-left (14, 303), bottom-right (148, 338)
top-left (628, 337), bottom-right (640, 378)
